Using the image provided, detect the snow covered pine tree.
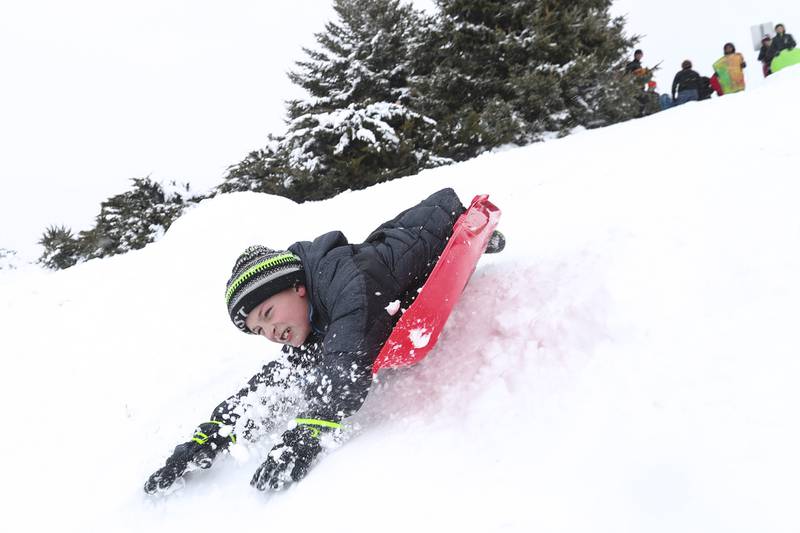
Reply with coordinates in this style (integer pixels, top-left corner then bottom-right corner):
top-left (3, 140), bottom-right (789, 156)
top-left (37, 178), bottom-right (203, 268)
top-left (411, 0), bottom-right (642, 159)
top-left (216, 0), bottom-right (450, 202)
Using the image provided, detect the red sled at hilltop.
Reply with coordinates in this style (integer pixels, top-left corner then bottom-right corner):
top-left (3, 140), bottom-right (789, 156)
top-left (372, 194), bottom-right (501, 374)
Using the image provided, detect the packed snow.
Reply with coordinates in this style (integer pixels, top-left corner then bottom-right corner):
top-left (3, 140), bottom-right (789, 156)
top-left (408, 327), bottom-right (432, 349)
top-left (2, 63), bottom-right (800, 532)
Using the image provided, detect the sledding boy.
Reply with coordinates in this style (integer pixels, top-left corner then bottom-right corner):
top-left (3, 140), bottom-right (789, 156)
top-left (144, 188), bottom-right (504, 494)
top-left (770, 24), bottom-right (796, 56)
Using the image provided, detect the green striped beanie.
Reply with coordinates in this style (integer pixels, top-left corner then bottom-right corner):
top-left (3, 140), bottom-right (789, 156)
top-left (225, 245), bottom-right (305, 333)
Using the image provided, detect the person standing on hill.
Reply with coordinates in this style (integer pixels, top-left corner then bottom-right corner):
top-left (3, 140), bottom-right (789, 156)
top-left (758, 36), bottom-right (776, 77)
top-left (626, 49), bottom-right (644, 74)
top-left (770, 24), bottom-right (796, 56)
top-left (713, 43), bottom-right (747, 95)
top-left (671, 60), bottom-right (701, 105)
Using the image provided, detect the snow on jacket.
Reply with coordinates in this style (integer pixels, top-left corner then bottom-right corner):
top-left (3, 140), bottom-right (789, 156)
top-left (211, 188), bottom-right (465, 429)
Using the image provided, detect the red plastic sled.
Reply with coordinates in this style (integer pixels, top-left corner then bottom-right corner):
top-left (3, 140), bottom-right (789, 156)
top-left (372, 194), bottom-right (501, 374)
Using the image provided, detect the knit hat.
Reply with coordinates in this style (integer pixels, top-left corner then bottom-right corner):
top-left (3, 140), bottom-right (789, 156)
top-left (225, 245), bottom-right (305, 333)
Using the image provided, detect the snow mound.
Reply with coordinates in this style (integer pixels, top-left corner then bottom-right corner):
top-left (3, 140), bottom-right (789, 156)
top-left (2, 68), bottom-right (800, 533)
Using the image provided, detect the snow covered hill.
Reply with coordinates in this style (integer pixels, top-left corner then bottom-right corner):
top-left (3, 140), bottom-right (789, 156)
top-left (2, 68), bottom-right (800, 533)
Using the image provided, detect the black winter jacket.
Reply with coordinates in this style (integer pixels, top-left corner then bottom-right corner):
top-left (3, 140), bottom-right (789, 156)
top-left (625, 59), bottom-right (642, 73)
top-left (211, 188), bottom-right (465, 430)
top-left (771, 33), bottom-right (797, 55)
top-left (672, 68), bottom-right (701, 99)
top-left (758, 44), bottom-right (776, 64)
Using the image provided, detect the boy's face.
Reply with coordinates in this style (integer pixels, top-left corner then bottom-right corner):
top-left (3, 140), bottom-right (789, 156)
top-left (245, 285), bottom-right (311, 347)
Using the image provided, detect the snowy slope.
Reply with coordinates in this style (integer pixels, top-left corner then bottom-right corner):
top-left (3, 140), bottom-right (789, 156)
top-left (2, 68), bottom-right (800, 533)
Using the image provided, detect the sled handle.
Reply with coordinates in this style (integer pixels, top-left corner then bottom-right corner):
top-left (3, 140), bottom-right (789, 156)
top-left (463, 194), bottom-right (500, 236)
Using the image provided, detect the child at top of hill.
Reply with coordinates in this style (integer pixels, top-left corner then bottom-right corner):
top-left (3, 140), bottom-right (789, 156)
top-left (144, 187), bottom-right (505, 493)
top-left (759, 36), bottom-right (776, 77)
top-left (713, 43), bottom-right (747, 95)
top-left (671, 60), bottom-right (702, 105)
top-left (770, 24), bottom-right (796, 56)
top-left (626, 49), bottom-right (645, 74)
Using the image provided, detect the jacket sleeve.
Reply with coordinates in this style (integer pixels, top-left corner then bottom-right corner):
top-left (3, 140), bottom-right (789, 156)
top-left (300, 348), bottom-right (376, 421)
top-left (363, 187), bottom-right (465, 290)
top-left (297, 273), bottom-right (405, 421)
top-left (210, 359), bottom-right (293, 426)
top-left (789, 34), bottom-right (797, 49)
top-left (299, 270), bottom-right (379, 421)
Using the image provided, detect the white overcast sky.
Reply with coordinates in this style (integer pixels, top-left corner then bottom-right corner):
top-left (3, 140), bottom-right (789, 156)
top-left (0, 0), bottom-right (793, 257)
top-left (0, 1), bottom-right (342, 253)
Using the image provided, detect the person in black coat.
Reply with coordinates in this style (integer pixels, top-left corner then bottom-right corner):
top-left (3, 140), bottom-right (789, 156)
top-left (626, 49), bottom-right (644, 74)
top-left (671, 60), bottom-right (701, 106)
top-left (758, 36), bottom-right (776, 77)
top-left (696, 76), bottom-right (714, 100)
top-left (144, 188), bottom-right (504, 494)
top-left (770, 24), bottom-right (797, 57)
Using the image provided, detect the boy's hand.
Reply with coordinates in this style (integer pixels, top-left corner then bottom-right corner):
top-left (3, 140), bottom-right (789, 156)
top-left (144, 421), bottom-right (235, 495)
top-left (250, 419), bottom-right (340, 491)
top-left (250, 425), bottom-right (321, 491)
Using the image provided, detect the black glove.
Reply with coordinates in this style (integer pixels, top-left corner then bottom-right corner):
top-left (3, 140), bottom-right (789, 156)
top-left (250, 418), bottom-right (340, 491)
top-left (144, 421), bottom-right (235, 494)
